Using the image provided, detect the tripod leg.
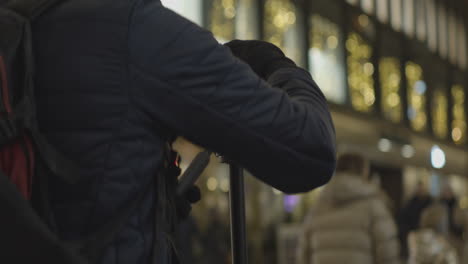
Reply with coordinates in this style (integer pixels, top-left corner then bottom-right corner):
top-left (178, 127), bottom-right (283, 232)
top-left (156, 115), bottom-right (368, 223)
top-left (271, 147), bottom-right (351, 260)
top-left (229, 164), bottom-right (248, 264)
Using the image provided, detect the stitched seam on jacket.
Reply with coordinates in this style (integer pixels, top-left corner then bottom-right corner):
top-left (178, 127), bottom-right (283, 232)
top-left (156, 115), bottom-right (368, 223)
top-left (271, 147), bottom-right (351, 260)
top-left (127, 0), bottom-right (169, 256)
top-left (86, 0), bottom-right (137, 246)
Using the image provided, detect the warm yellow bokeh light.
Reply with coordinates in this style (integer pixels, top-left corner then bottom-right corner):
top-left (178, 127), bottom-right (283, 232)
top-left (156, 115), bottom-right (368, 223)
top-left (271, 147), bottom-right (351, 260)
top-left (452, 85), bottom-right (466, 144)
top-left (347, 32), bottom-right (375, 112)
top-left (432, 90), bottom-right (448, 139)
top-left (207, 177), bottom-right (218, 191)
top-left (209, 0), bottom-right (237, 41)
top-left (406, 62), bottom-right (427, 132)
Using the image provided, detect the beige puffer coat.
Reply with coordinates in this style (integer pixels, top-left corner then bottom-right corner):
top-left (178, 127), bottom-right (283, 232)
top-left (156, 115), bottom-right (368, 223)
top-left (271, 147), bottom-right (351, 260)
top-left (408, 203), bottom-right (459, 264)
top-left (297, 173), bottom-right (401, 264)
top-left (408, 229), bottom-right (458, 264)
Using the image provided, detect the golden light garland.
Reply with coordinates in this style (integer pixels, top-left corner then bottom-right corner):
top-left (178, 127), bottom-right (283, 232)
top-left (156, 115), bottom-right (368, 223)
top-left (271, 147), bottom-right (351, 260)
top-left (310, 15), bottom-right (339, 51)
top-left (451, 84), bottom-right (466, 144)
top-left (308, 14), bottom-right (345, 104)
top-left (346, 32), bottom-right (375, 112)
top-left (209, 0), bottom-right (237, 42)
top-left (263, 0), bottom-right (296, 50)
top-left (432, 89), bottom-right (448, 139)
top-left (406, 62), bottom-right (427, 132)
top-left (379, 57), bottom-right (402, 122)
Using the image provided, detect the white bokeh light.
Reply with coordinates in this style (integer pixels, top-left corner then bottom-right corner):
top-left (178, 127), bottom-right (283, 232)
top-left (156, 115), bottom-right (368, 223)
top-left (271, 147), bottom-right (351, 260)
top-left (431, 145), bottom-right (446, 169)
top-left (160, 0), bottom-right (203, 26)
top-left (378, 138), bottom-right (392, 152)
top-left (401, 144), bottom-right (415, 158)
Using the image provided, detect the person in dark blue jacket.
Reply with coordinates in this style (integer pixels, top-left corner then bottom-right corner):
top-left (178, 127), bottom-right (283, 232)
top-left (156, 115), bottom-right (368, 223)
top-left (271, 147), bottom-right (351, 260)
top-left (32, 0), bottom-right (336, 263)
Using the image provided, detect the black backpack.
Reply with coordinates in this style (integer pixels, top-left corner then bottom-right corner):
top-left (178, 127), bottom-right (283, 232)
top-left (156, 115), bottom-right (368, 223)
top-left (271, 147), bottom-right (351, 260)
top-left (0, 0), bottom-right (208, 262)
top-left (0, 0), bottom-right (88, 262)
top-left (0, 0), bottom-right (174, 263)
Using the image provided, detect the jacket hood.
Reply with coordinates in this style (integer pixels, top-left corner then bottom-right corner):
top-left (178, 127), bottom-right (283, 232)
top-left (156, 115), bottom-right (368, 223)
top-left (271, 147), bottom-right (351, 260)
top-left (316, 172), bottom-right (379, 209)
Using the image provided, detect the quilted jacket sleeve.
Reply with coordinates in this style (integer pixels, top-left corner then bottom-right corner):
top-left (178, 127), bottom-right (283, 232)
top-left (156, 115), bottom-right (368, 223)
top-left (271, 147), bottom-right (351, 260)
top-left (128, 0), bottom-right (336, 193)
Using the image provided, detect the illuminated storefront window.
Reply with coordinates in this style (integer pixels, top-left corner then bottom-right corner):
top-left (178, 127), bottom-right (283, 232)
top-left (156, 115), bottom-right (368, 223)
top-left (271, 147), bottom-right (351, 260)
top-left (390, 0), bottom-right (402, 32)
top-left (235, 0), bottom-right (259, 39)
top-left (432, 90), bottom-right (448, 139)
top-left (406, 62), bottom-right (427, 132)
top-left (379, 57), bottom-right (402, 123)
top-left (376, 0), bottom-right (389, 23)
top-left (403, 0), bottom-right (415, 37)
top-left (207, 0), bottom-right (237, 42)
top-left (346, 32), bottom-right (375, 112)
top-left (263, 0), bottom-right (302, 64)
top-left (361, 0), bottom-right (374, 15)
top-left (451, 85), bottom-right (466, 144)
top-left (308, 15), bottom-right (346, 104)
top-left (160, 0), bottom-right (203, 26)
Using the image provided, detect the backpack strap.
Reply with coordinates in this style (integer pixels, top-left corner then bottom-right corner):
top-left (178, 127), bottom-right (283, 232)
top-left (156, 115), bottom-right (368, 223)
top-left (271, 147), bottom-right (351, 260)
top-left (2, 0), bottom-right (81, 185)
top-left (5, 0), bottom-right (62, 20)
top-left (152, 143), bottom-right (180, 264)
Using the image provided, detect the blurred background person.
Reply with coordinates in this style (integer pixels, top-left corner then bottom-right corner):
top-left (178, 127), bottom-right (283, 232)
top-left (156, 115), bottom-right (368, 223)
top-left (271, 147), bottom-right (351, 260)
top-left (398, 182), bottom-right (433, 258)
top-left (440, 184), bottom-right (463, 240)
top-left (297, 153), bottom-right (400, 264)
top-left (408, 203), bottom-right (459, 264)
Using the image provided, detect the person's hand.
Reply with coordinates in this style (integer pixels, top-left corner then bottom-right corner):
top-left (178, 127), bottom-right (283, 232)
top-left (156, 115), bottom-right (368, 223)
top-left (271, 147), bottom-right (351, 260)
top-left (175, 185), bottom-right (201, 220)
top-left (224, 40), bottom-right (296, 80)
top-left (167, 149), bottom-right (201, 221)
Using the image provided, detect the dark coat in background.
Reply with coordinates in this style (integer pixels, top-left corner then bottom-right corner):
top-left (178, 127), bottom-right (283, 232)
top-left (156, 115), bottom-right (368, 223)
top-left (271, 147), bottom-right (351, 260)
top-left (32, 0), bottom-right (336, 263)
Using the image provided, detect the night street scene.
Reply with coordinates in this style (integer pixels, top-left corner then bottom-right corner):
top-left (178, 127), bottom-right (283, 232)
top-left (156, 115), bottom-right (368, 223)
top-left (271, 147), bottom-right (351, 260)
top-left (1, 0), bottom-right (468, 263)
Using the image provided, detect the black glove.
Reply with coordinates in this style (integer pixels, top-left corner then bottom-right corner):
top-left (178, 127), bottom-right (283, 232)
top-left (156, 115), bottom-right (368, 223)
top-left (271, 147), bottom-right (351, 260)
top-left (175, 185), bottom-right (201, 220)
top-left (224, 40), bottom-right (296, 80)
top-left (167, 151), bottom-right (201, 221)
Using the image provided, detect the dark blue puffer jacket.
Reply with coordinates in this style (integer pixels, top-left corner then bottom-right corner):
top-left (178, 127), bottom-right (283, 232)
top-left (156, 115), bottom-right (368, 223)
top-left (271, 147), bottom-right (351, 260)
top-left (32, 0), bottom-right (336, 263)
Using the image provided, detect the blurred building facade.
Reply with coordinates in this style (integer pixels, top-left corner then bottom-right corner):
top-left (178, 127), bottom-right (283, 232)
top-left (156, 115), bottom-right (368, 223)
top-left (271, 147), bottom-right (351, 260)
top-left (162, 0), bottom-right (468, 263)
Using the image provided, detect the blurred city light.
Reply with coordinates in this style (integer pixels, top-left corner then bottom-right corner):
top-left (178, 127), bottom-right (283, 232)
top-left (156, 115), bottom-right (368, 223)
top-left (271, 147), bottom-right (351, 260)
top-left (207, 177), bottom-right (218, 191)
top-left (163, 2), bottom-right (468, 262)
top-left (407, 107), bottom-right (416, 120)
top-left (430, 145), bottom-right (446, 169)
top-left (273, 188), bottom-right (282, 195)
top-left (415, 80), bottom-right (427, 94)
top-left (401, 144), bottom-right (415, 158)
top-left (358, 14), bottom-right (370, 27)
top-left (327, 36), bottom-right (338, 49)
top-left (220, 177), bottom-right (230, 193)
top-left (160, 0), bottom-right (203, 25)
top-left (378, 138), bottom-right (392, 152)
top-left (452, 127), bottom-right (462, 142)
top-left (284, 195), bottom-right (300, 212)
